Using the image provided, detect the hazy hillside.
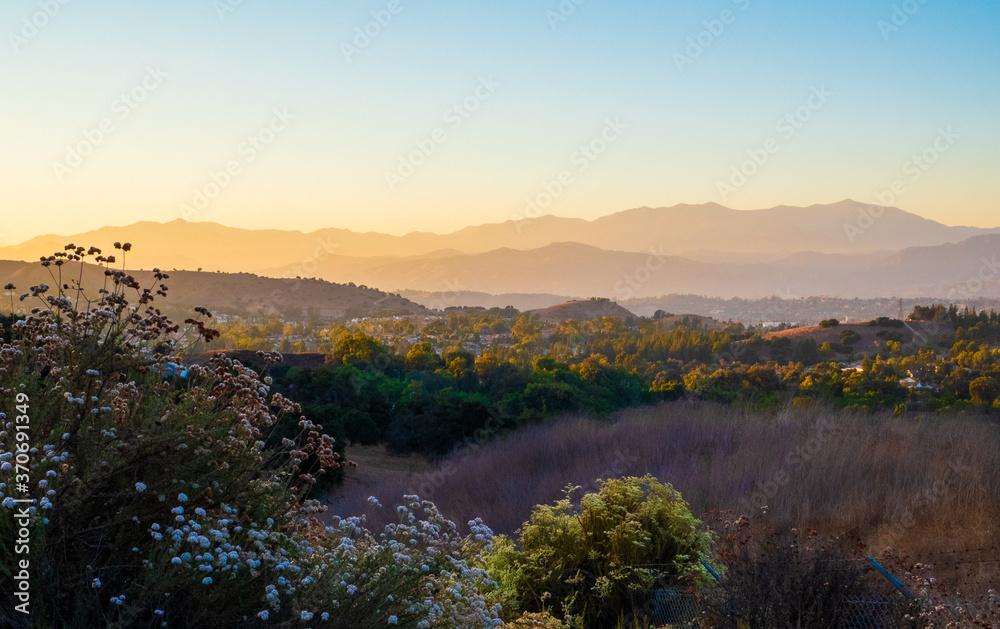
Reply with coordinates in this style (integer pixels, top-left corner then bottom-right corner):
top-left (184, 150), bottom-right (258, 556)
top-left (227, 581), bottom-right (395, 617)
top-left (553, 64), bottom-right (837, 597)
top-left (286, 242), bottom-right (759, 298)
top-left (269, 237), bottom-right (1000, 300)
top-left (526, 299), bottom-right (637, 323)
top-left (0, 261), bottom-right (425, 319)
top-left (398, 290), bottom-right (576, 311)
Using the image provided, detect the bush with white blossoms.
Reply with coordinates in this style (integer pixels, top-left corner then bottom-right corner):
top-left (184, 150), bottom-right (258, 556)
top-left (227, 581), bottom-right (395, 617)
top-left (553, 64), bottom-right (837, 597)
top-left (0, 246), bottom-right (501, 628)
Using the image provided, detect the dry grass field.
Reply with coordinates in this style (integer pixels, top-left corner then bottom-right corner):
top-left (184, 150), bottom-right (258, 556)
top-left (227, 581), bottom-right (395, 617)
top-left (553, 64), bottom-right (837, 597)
top-left (329, 401), bottom-right (1000, 581)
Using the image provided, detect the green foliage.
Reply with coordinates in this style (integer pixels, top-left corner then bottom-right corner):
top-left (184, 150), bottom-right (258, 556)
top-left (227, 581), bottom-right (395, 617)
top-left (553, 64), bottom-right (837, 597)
top-left (970, 376), bottom-right (1000, 405)
top-left (405, 341), bottom-right (444, 371)
top-left (252, 303), bottom-right (1000, 459)
top-left (839, 329), bottom-right (862, 345)
top-left (869, 317), bottom-right (905, 328)
top-left (818, 319), bottom-right (840, 328)
top-left (486, 476), bottom-right (713, 629)
top-left (876, 329), bottom-right (905, 343)
top-left (330, 329), bottom-right (388, 366)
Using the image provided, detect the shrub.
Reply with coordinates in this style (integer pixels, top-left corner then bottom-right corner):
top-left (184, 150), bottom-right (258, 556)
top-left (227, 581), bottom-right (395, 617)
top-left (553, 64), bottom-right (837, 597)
top-left (875, 329), bottom-right (905, 343)
top-left (486, 475), bottom-right (714, 629)
top-left (869, 317), bottom-right (905, 328)
top-left (707, 512), bottom-right (904, 629)
top-left (839, 329), bottom-right (862, 345)
top-left (507, 611), bottom-right (570, 628)
top-left (818, 319), bottom-right (840, 328)
top-left (0, 246), bottom-right (500, 628)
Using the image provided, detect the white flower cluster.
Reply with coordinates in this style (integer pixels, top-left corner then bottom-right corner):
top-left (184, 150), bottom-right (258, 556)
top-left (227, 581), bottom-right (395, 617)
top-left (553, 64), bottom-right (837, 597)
top-left (0, 288), bottom-right (504, 627)
top-left (140, 494), bottom-right (503, 627)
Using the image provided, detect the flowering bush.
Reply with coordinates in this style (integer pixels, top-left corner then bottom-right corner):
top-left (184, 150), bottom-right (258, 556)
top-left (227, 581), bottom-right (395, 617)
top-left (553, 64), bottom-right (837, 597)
top-left (0, 246), bottom-right (500, 628)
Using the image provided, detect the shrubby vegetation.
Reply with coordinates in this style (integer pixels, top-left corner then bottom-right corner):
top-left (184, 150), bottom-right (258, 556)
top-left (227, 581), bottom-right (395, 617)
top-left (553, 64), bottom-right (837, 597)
top-left (0, 247), bottom-right (501, 628)
top-left (3, 247), bottom-right (999, 627)
top-left (253, 304), bottom-right (1000, 462)
top-left (486, 476), bottom-right (714, 629)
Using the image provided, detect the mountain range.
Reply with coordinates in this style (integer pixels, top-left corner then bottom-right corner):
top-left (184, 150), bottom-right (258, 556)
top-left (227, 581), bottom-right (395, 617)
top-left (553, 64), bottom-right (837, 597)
top-left (1, 200), bottom-right (998, 301)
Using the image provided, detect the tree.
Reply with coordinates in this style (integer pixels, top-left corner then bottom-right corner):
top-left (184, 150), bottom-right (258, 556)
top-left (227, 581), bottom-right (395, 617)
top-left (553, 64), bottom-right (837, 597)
top-left (443, 348), bottom-right (476, 381)
top-left (332, 330), bottom-right (387, 366)
top-left (512, 313), bottom-right (542, 345)
top-left (970, 376), bottom-right (1000, 405)
top-left (405, 341), bottom-right (443, 371)
top-left (475, 350), bottom-right (502, 380)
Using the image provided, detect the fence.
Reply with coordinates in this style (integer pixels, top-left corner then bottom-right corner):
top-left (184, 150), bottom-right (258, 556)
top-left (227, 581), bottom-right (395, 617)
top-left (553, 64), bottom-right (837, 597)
top-left (649, 588), bottom-right (909, 629)
top-left (643, 589), bottom-right (906, 628)
top-left (627, 546), bottom-right (1000, 628)
top-left (645, 588), bottom-right (718, 627)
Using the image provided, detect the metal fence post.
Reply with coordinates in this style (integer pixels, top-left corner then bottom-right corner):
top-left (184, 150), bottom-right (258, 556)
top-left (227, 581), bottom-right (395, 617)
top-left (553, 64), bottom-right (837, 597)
top-left (866, 556), bottom-right (914, 599)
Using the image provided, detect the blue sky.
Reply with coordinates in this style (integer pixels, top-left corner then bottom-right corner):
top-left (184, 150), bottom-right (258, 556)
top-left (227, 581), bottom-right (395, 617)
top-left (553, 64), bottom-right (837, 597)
top-left (1, 0), bottom-right (998, 244)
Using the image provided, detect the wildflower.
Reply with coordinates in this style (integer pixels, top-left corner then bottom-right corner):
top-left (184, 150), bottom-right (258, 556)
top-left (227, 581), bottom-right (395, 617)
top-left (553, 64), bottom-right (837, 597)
top-left (301, 611), bottom-right (314, 620)
top-left (135, 482), bottom-right (147, 492)
top-left (178, 493), bottom-right (188, 502)
top-left (257, 611), bottom-right (270, 620)
top-left (203, 577), bottom-right (213, 585)
top-left (388, 616), bottom-right (398, 625)
top-left (91, 578), bottom-right (101, 588)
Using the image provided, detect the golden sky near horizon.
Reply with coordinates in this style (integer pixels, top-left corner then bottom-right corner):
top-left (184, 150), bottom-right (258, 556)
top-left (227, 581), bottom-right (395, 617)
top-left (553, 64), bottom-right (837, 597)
top-left (1, 1), bottom-right (997, 246)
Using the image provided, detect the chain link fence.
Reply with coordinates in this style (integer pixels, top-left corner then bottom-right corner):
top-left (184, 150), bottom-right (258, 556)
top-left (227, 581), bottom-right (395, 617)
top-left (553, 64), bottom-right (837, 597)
top-left (841, 595), bottom-right (904, 629)
top-left (636, 588), bottom-right (912, 628)
top-left (645, 588), bottom-right (716, 627)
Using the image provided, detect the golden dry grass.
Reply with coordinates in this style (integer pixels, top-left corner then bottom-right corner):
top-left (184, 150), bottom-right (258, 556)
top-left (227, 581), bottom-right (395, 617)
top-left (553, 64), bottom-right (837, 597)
top-left (330, 402), bottom-right (1000, 574)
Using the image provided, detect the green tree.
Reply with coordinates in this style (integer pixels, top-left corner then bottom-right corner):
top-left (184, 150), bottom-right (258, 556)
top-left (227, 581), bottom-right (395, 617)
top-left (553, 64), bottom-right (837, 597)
top-left (332, 330), bottom-right (388, 366)
top-left (970, 376), bottom-right (1000, 405)
top-left (405, 341), bottom-right (444, 371)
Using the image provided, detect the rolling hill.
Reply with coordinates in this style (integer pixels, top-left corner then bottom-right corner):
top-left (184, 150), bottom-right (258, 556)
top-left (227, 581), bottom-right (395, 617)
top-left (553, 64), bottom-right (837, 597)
top-left (0, 261), bottom-right (425, 319)
top-left (526, 299), bottom-right (637, 323)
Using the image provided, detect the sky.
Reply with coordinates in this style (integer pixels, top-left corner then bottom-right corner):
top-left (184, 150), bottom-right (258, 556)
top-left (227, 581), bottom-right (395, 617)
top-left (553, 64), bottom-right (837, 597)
top-left (1, 0), bottom-right (998, 245)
